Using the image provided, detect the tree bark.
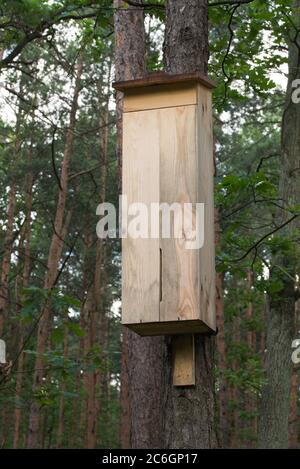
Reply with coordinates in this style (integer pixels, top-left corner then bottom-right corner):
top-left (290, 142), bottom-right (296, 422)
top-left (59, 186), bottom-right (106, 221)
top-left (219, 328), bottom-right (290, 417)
top-left (258, 0), bottom-right (300, 448)
top-left (215, 210), bottom-right (228, 447)
top-left (163, 0), bottom-right (208, 76)
top-left (93, 76), bottom-right (112, 448)
top-left (77, 228), bottom-right (94, 446)
top-left (114, 0), bottom-right (146, 188)
top-left (114, 0), bottom-right (166, 449)
top-left (245, 270), bottom-right (256, 448)
top-left (13, 164), bottom-right (33, 448)
top-left (56, 326), bottom-right (68, 448)
top-left (289, 367), bottom-right (298, 448)
top-left (86, 78), bottom-right (110, 449)
top-left (230, 304), bottom-right (241, 448)
top-left (289, 299), bottom-right (300, 448)
top-left (0, 68), bottom-right (28, 339)
top-left (162, 0), bottom-right (218, 449)
top-left (27, 57), bottom-right (83, 448)
top-left (0, 184), bottom-right (17, 338)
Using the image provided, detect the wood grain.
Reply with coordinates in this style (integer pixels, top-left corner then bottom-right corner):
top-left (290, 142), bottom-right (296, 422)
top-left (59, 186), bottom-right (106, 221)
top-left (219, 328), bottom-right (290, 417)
top-left (113, 71), bottom-right (216, 91)
top-left (196, 84), bottom-right (216, 331)
top-left (121, 82), bottom-right (216, 335)
top-left (123, 83), bottom-right (197, 113)
top-left (125, 320), bottom-right (212, 336)
top-left (172, 335), bottom-right (195, 386)
top-left (159, 105), bottom-right (199, 324)
top-left (122, 110), bottom-right (160, 325)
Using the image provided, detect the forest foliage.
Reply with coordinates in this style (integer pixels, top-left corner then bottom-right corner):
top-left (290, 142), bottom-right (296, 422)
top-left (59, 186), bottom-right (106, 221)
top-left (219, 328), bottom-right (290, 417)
top-left (0, 0), bottom-right (299, 448)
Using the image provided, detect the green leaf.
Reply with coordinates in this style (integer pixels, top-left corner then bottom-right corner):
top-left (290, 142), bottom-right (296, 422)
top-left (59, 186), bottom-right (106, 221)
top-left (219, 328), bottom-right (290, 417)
top-left (51, 327), bottom-right (64, 345)
top-left (67, 322), bottom-right (85, 337)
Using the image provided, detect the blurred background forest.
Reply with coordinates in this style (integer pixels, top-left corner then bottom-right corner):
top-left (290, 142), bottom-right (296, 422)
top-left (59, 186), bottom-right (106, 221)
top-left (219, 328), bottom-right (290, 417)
top-left (0, 0), bottom-right (299, 449)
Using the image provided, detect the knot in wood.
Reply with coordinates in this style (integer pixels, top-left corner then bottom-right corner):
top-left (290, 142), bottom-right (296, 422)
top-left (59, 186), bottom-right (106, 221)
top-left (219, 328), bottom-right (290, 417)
top-left (179, 27), bottom-right (193, 42)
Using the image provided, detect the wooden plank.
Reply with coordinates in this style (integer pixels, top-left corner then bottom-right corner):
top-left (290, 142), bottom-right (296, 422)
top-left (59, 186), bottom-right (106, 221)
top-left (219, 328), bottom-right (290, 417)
top-left (125, 320), bottom-right (212, 336)
top-left (159, 105), bottom-right (199, 324)
top-left (122, 110), bottom-right (160, 325)
top-left (196, 85), bottom-right (216, 331)
top-left (172, 335), bottom-right (195, 386)
top-left (121, 85), bottom-right (216, 334)
top-left (113, 71), bottom-right (216, 92)
top-left (123, 83), bottom-right (197, 113)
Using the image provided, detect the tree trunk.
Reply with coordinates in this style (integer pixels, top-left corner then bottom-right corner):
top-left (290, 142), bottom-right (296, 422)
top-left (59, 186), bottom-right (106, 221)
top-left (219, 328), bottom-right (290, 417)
top-left (246, 271), bottom-right (254, 349)
top-left (0, 403), bottom-right (10, 448)
top-left (0, 70), bottom-right (26, 338)
top-left (56, 326), bottom-right (68, 448)
top-left (86, 83), bottom-right (110, 449)
top-left (114, 0), bottom-right (166, 449)
top-left (164, 0), bottom-right (208, 76)
top-left (162, 0), bottom-right (218, 449)
top-left (258, 0), bottom-right (300, 448)
top-left (289, 367), bottom-right (298, 448)
top-left (0, 184), bottom-right (16, 338)
top-left (289, 299), bottom-right (300, 448)
top-left (215, 210), bottom-right (228, 447)
top-left (82, 283), bottom-right (95, 446)
top-left (70, 226), bottom-right (93, 448)
top-left (27, 58), bottom-right (83, 448)
top-left (230, 307), bottom-right (241, 448)
top-left (77, 228), bottom-right (94, 446)
top-left (245, 270), bottom-right (256, 447)
top-left (91, 77), bottom-right (111, 448)
top-left (114, 0), bottom-right (146, 186)
top-left (13, 164), bottom-right (33, 448)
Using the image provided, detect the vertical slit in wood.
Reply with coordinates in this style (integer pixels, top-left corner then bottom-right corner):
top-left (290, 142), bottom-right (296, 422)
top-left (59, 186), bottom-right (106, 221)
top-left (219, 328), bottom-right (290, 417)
top-left (172, 335), bottom-right (195, 386)
top-left (159, 248), bottom-right (162, 303)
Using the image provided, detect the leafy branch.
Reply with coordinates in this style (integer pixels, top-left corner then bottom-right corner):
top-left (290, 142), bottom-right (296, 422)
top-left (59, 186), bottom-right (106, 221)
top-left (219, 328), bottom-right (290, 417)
top-left (231, 213), bottom-right (300, 262)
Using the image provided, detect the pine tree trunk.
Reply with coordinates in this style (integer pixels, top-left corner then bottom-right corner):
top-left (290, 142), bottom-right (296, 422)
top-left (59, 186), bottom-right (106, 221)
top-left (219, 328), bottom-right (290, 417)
top-left (215, 209), bottom-right (228, 447)
top-left (120, 328), bottom-right (131, 448)
top-left (91, 79), bottom-right (111, 447)
top-left (0, 183), bottom-right (16, 338)
top-left (71, 229), bottom-right (93, 448)
top-left (84, 78), bottom-right (111, 449)
top-left (80, 225), bottom-right (96, 447)
top-left (86, 342), bottom-right (96, 449)
top-left (162, 0), bottom-right (218, 449)
top-left (13, 166), bottom-right (33, 448)
top-left (82, 284), bottom-right (94, 446)
top-left (231, 311), bottom-right (241, 448)
top-left (0, 403), bottom-right (10, 448)
top-left (85, 260), bottom-right (99, 449)
top-left (258, 0), bottom-right (300, 448)
top-left (27, 58), bottom-right (83, 448)
top-left (289, 368), bottom-right (298, 448)
top-left (56, 326), bottom-right (68, 448)
top-left (114, 0), bottom-right (166, 449)
top-left (78, 229), bottom-right (94, 446)
top-left (246, 271), bottom-right (254, 349)
top-left (163, 0), bottom-right (208, 76)
top-left (245, 270), bottom-right (256, 447)
top-left (72, 366), bottom-right (82, 448)
top-left (0, 71), bottom-right (26, 338)
top-left (289, 299), bottom-right (300, 448)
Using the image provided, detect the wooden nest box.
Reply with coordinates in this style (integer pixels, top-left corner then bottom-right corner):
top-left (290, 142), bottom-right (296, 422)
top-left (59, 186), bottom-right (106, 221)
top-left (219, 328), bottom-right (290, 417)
top-left (113, 72), bottom-right (216, 337)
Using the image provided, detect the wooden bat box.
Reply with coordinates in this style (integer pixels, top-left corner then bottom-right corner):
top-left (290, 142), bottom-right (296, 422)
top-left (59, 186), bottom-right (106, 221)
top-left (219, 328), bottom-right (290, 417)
top-left (113, 72), bottom-right (216, 336)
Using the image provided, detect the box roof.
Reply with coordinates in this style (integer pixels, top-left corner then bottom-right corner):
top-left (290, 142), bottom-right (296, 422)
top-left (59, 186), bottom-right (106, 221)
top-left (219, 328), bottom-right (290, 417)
top-left (112, 71), bottom-right (216, 92)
